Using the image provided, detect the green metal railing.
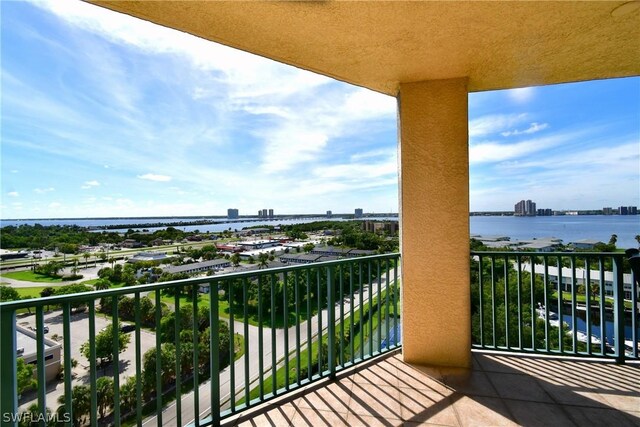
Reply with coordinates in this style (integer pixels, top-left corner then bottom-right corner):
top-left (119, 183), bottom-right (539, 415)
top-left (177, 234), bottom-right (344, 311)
top-left (0, 253), bottom-right (400, 426)
top-left (471, 251), bottom-right (639, 363)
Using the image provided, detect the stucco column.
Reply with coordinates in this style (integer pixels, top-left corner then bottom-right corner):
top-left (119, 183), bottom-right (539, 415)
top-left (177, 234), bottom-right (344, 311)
top-left (398, 77), bottom-right (471, 368)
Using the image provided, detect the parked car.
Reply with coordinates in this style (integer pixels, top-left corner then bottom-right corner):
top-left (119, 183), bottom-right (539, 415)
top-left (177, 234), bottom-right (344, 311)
top-left (120, 324), bottom-right (136, 333)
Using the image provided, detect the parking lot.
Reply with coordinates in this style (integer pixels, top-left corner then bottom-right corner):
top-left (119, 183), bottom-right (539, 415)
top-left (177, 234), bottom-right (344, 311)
top-left (17, 304), bottom-right (157, 411)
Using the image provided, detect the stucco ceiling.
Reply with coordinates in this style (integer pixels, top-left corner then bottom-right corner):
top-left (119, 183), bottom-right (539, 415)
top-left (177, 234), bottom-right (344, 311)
top-left (90, 1), bottom-right (640, 95)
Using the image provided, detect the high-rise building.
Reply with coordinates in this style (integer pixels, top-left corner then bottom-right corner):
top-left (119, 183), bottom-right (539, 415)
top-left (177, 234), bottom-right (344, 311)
top-left (629, 206), bottom-right (638, 215)
top-left (515, 200), bottom-right (536, 216)
top-left (227, 208), bottom-right (239, 219)
top-left (262, 208), bottom-right (268, 218)
top-left (326, 210), bottom-right (332, 217)
top-left (619, 206), bottom-right (629, 215)
top-left (268, 209), bottom-right (274, 218)
top-left (258, 210), bottom-right (263, 218)
top-left (602, 207), bottom-right (613, 215)
top-left (355, 208), bottom-right (363, 218)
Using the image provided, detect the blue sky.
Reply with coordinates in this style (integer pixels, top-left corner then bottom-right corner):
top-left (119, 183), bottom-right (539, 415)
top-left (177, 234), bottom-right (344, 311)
top-left (1, 1), bottom-right (639, 219)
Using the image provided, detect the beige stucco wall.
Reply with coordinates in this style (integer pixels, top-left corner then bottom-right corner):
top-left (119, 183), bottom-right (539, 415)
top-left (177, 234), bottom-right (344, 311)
top-left (398, 78), bottom-right (471, 368)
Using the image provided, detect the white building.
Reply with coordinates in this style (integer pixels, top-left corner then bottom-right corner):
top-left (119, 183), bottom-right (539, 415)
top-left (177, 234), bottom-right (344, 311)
top-left (16, 325), bottom-right (61, 383)
top-left (521, 263), bottom-right (637, 300)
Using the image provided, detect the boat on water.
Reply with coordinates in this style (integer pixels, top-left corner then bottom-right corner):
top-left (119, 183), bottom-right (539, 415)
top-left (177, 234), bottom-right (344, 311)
top-left (624, 339), bottom-right (640, 356)
top-left (569, 329), bottom-right (602, 345)
top-left (536, 303), bottom-right (561, 328)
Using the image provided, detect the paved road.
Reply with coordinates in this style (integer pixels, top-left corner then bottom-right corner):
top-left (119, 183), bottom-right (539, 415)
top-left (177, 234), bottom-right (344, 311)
top-left (17, 306), bottom-right (157, 413)
top-left (143, 266), bottom-right (400, 426)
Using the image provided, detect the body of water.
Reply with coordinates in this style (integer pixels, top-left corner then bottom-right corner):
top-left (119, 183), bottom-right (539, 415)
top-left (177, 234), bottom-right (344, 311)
top-left (558, 311), bottom-right (638, 343)
top-left (1, 215), bottom-right (638, 248)
top-left (470, 215), bottom-right (639, 249)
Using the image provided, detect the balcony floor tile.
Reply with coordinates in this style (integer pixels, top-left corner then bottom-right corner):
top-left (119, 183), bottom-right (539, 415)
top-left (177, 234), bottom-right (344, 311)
top-left (225, 350), bottom-right (640, 427)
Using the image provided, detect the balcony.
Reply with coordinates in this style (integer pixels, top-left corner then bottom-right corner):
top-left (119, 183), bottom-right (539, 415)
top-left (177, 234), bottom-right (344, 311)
top-left (224, 350), bottom-right (640, 426)
top-left (1, 251), bottom-right (638, 426)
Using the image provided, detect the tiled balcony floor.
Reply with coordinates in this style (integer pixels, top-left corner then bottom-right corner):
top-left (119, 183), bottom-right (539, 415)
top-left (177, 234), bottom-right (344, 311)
top-left (223, 350), bottom-right (640, 426)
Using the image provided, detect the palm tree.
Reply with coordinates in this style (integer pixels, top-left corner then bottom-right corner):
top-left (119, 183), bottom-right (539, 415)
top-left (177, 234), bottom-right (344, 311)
top-left (40, 287), bottom-right (56, 312)
top-left (231, 253), bottom-right (241, 270)
top-left (109, 256), bottom-right (116, 269)
top-left (635, 234), bottom-right (640, 246)
top-left (257, 252), bottom-right (269, 269)
top-left (119, 376), bottom-right (137, 415)
top-left (57, 384), bottom-right (90, 426)
top-left (71, 262), bottom-right (79, 277)
top-left (96, 376), bottom-right (114, 419)
top-left (82, 252), bottom-right (90, 269)
top-left (94, 279), bottom-right (111, 291)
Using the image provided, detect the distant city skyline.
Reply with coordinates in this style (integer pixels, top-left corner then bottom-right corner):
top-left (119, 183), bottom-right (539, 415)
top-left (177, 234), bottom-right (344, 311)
top-left (1, 1), bottom-right (639, 220)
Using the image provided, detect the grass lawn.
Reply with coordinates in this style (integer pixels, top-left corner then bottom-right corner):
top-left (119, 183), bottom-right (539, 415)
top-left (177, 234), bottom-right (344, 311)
top-left (1, 270), bottom-right (65, 283)
top-left (15, 286), bottom-right (48, 299)
top-left (238, 283), bottom-right (401, 404)
top-left (551, 291), bottom-right (632, 309)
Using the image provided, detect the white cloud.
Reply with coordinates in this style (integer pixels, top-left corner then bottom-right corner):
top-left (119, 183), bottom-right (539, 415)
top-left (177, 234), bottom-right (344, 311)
top-left (501, 122), bottom-right (548, 137)
top-left (351, 149), bottom-right (396, 161)
top-left (48, 202), bottom-right (62, 208)
top-left (261, 131), bottom-right (328, 173)
top-left (31, 0), bottom-right (331, 99)
top-left (138, 173), bottom-right (172, 182)
top-left (81, 180), bottom-right (100, 189)
top-left (7, 191), bottom-right (19, 197)
top-left (470, 133), bottom-right (572, 164)
top-left (34, 187), bottom-right (55, 194)
top-left (469, 114), bottom-right (528, 138)
top-left (313, 160), bottom-right (397, 181)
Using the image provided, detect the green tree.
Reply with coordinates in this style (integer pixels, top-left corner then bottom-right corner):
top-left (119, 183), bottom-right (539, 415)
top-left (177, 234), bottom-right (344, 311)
top-left (257, 252), bottom-right (269, 269)
top-left (303, 243), bottom-right (315, 253)
top-left (609, 234), bottom-right (617, 247)
top-left (0, 285), bottom-right (20, 302)
top-left (94, 278), bottom-right (111, 291)
top-left (19, 403), bottom-right (55, 427)
top-left (37, 260), bottom-right (64, 278)
top-left (81, 323), bottom-right (131, 367)
top-left (82, 252), bottom-right (90, 268)
top-left (54, 284), bottom-right (92, 311)
top-left (96, 376), bottom-right (114, 419)
top-left (40, 286), bottom-right (56, 311)
top-left (142, 343), bottom-right (176, 396)
top-left (17, 358), bottom-right (36, 395)
top-left (635, 234), bottom-right (640, 246)
top-left (119, 376), bottom-right (137, 414)
top-left (230, 253), bottom-right (241, 269)
top-left (57, 384), bottom-right (90, 426)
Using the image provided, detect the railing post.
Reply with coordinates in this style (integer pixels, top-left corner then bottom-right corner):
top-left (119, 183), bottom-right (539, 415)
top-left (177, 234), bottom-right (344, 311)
top-left (0, 308), bottom-right (17, 427)
top-left (327, 266), bottom-right (336, 379)
top-left (613, 254), bottom-right (626, 364)
top-left (209, 281), bottom-right (220, 425)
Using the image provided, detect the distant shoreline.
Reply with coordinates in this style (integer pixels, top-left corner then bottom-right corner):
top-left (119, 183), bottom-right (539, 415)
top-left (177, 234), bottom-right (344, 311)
top-left (4, 211), bottom-right (639, 223)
